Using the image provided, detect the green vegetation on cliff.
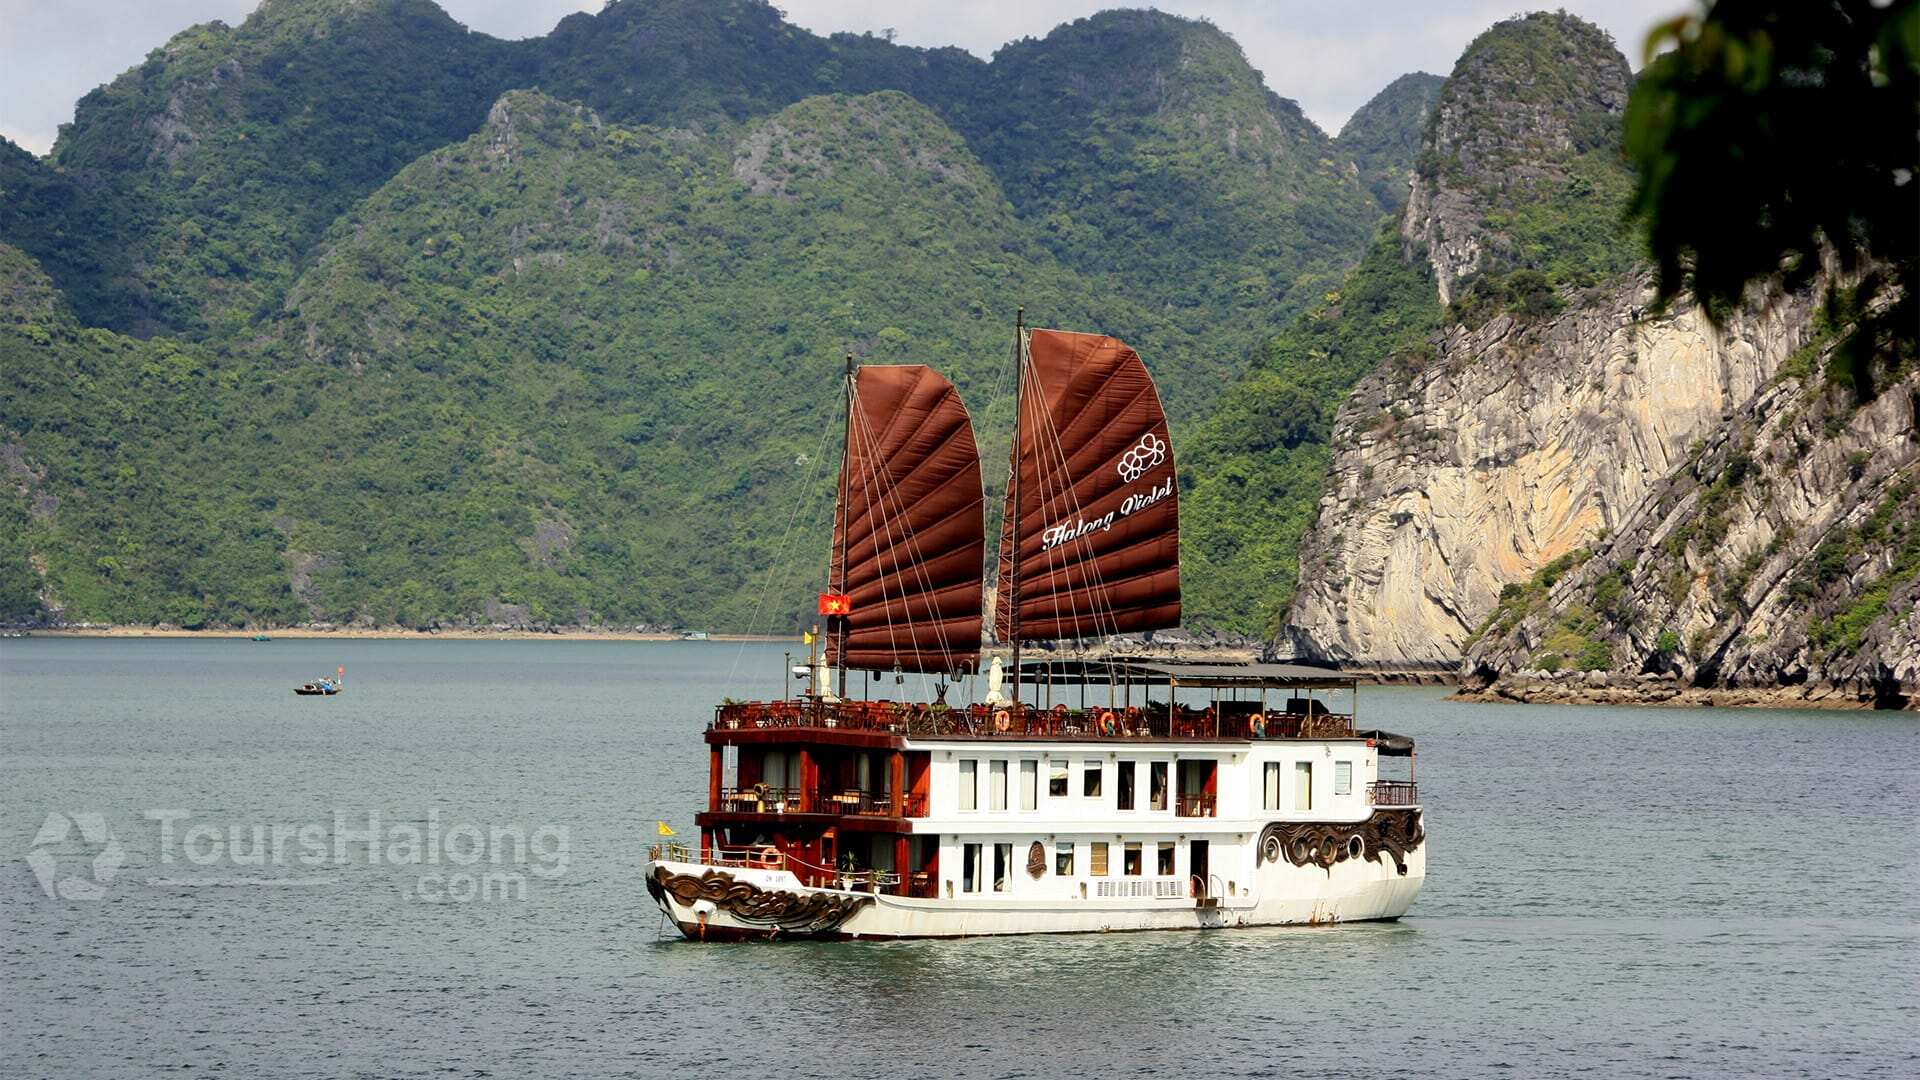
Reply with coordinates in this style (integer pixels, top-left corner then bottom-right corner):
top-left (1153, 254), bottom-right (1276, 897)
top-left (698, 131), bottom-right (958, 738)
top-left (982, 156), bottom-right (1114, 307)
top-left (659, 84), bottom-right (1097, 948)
top-left (1335, 72), bottom-right (1444, 211)
top-left (1180, 230), bottom-right (1443, 633)
top-left (1182, 10), bottom-right (1635, 637)
top-left (46, 0), bottom-right (529, 337)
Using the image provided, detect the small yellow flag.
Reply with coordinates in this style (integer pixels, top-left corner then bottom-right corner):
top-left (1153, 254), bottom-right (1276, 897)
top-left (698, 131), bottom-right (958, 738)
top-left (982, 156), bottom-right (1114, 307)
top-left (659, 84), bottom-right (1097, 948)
top-left (656, 821), bottom-right (677, 837)
top-left (803, 630), bottom-right (816, 645)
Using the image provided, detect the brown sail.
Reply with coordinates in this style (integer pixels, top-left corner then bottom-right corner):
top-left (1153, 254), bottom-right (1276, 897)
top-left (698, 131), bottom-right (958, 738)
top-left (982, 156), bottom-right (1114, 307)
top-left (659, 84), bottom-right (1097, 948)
top-left (828, 364), bottom-right (985, 673)
top-left (995, 328), bottom-right (1180, 642)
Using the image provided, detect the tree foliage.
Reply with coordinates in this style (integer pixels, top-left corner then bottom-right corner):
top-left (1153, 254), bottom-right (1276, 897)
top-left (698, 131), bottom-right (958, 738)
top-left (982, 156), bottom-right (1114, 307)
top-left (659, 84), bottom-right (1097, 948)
top-left (1626, 0), bottom-right (1919, 397)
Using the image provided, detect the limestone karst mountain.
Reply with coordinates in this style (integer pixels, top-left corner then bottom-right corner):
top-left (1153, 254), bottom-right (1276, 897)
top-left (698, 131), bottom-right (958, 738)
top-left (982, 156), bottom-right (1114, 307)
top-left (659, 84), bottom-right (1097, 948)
top-left (0, 0), bottom-right (1393, 631)
top-left (1274, 11), bottom-right (1916, 705)
top-left (1335, 72), bottom-right (1445, 213)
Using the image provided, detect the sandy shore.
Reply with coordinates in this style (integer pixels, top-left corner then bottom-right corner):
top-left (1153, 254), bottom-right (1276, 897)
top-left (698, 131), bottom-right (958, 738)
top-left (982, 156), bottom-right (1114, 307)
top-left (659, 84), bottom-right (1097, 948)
top-left (20, 626), bottom-right (798, 642)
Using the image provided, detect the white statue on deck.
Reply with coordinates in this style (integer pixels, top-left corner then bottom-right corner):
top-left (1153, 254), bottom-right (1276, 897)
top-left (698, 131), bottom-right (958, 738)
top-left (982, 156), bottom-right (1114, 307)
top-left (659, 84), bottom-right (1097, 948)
top-left (983, 655), bottom-right (1008, 705)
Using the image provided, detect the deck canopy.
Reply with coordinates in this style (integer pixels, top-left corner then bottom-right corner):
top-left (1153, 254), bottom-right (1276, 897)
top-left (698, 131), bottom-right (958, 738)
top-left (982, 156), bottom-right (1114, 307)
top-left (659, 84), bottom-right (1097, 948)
top-left (1009, 657), bottom-right (1357, 691)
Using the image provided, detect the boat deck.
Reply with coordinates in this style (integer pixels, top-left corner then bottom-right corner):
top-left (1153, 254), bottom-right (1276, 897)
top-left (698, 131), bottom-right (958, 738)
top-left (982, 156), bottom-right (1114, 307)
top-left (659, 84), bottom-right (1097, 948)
top-left (710, 699), bottom-right (1359, 742)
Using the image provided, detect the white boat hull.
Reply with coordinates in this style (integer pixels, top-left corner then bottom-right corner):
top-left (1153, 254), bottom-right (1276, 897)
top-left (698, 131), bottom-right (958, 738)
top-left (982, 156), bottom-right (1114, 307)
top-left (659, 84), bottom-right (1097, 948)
top-left (646, 819), bottom-right (1424, 940)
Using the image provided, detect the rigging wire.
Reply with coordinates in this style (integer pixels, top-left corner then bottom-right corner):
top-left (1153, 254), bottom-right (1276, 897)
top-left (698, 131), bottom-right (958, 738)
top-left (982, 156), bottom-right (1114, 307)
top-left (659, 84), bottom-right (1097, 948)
top-left (844, 375), bottom-right (974, 681)
top-left (726, 418), bottom-right (838, 687)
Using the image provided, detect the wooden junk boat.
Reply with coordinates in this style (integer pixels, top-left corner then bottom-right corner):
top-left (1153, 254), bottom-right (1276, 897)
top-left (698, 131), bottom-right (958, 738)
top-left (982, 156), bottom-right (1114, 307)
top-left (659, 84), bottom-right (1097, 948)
top-left (646, 314), bottom-right (1425, 940)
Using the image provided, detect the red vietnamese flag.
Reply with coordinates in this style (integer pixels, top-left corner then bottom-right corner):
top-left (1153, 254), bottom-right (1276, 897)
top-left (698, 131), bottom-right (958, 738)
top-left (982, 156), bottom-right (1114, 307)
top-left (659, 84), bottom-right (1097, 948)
top-left (818, 593), bottom-right (853, 616)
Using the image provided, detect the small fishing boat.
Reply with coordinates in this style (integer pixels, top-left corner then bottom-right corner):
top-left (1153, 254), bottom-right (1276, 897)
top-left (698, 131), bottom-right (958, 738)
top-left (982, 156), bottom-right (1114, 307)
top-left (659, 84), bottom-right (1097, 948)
top-left (251, 634), bottom-right (271, 642)
top-left (295, 666), bottom-right (346, 696)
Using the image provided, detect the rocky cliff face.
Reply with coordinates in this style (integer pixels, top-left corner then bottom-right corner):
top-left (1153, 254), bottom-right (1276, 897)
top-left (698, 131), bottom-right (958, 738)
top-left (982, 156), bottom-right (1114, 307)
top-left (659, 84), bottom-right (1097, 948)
top-left (1285, 277), bottom-right (1818, 668)
top-left (1282, 11), bottom-right (1661, 667)
top-left (1400, 12), bottom-right (1631, 305)
top-left (1459, 348), bottom-right (1919, 709)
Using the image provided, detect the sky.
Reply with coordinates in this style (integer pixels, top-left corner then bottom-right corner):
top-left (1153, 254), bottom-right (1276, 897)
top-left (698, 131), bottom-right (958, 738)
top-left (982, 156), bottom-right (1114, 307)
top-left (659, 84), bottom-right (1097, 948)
top-left (0, 0), bottom-right (1682, 155)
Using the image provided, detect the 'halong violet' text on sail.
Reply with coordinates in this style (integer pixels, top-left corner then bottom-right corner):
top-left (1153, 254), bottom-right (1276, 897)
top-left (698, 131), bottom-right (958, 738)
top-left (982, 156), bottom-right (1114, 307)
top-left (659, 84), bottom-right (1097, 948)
top-left (996, 329), bottom-right (1180, 642)
top-left (828, 364), bottom-right (985, 673)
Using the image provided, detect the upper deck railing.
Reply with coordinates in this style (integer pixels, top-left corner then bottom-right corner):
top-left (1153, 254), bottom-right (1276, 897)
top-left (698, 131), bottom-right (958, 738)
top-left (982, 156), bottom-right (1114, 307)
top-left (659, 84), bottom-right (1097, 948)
top-left (711, 700), bottom-right (1355, 741)
top-left (1367, 780), bottom-right (1420, 806)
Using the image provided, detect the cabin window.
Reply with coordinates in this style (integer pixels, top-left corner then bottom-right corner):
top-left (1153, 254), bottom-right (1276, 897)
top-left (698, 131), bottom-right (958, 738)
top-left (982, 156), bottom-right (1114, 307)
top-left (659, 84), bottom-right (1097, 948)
top-left (856, 753), bottom-right (872, 793)
top-left (992, 843), bottom-right (1012, 892)
top-left (963, 843), bottom-right (982, 893)
top-left (1019, 760), bottom-right (1038, 811)
top-left (1294, 761), bottom-right (1313, 811)
top-left (1157, 842), bottom-right (1175, 876)
top-left (763, 751), bottom-right (791, 792)
top-left (959, 760), bottom-right (978, 811)
top-left (1263, 762), bottom-right (1282, 810)
top-left (1117, 762), bottom-right (1136, 810)
top-left (1055, 842), bottom-right (1074, 876)
top-left (1123, 842), bottom-right (1143, 876)
top-left (1082, 761), bottom-right (1103, 798)
top-left (1049, 760), bottom-right (1069, 798)
top-left (1149, 762), bottom-right (1168, 811)
top-left (990, 760), bottom-right (1009, 811)
top-left (1335, 761), bottom-right (1353, 796)
top-left (1090, 842), bottom-right (1109, 876)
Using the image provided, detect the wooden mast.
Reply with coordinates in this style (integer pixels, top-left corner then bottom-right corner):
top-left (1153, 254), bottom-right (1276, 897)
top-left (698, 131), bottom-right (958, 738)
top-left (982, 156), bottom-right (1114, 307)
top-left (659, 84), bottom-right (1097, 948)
top-left (835, 352), bottom-right (854, 700)
top-left (1008, 307), bottom-right (1024, 711)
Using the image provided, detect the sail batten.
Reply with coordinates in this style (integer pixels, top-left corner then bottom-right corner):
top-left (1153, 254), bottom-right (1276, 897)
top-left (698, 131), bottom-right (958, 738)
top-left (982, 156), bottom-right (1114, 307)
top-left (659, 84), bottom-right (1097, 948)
top-left (829, 364), bottom-right (985, 674)
top-left (996, 328), bottom-right (1181, 644)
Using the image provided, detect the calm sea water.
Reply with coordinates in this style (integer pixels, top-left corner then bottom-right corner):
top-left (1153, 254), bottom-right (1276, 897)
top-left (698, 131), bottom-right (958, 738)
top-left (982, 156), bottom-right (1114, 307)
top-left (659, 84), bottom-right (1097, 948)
top-left (1, 637), bottom-right (1915, 1079)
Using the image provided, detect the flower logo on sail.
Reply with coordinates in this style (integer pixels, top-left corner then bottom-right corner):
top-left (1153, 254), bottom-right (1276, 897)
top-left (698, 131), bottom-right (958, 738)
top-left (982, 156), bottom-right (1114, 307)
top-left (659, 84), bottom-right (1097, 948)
top-left (1116, 432), bottom-right (1166, 483)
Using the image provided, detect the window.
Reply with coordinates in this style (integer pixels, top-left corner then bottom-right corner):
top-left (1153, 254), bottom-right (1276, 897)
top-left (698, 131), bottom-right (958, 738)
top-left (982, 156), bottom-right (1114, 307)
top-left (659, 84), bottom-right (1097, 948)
top-left (1090, 842), bottom-right (1109, 876)
top-left (1263, 761), bottom-right (1282, 810)
top-left (1117, 761), bottom-right (1136, 810)
top-left (1149, 762), bottom-right (1168, 811)
top-left (992, 843), bottom-right (1012, 892)
top-left (1123, 842), bottom-right (1142, 875)
top-left (1055, 842), bottom-right (1075, 876)
top-left (1295, 761), bottom-right (1313, 812)
top-left (963, 843), bottom-right (982, 892)
top-left (763, 751), bottom-right (790, 791)
top-left (1082, 761), bottom-right (1103, 798)
top-left (1157, 842), bottom-right (1175, 876)
top-left (959, 760), bottom-right (977, 811)
top-left (1049, 760), bottom-right (1069, 798)
top-left (1335, 760), bottom-right (1353, 796)
top-left (856, 753), bottom-right (872, 793)
top-left (990, 760), bottom-right (1008, 811)
top-left (1019, 760), bottom-right (1038, 811)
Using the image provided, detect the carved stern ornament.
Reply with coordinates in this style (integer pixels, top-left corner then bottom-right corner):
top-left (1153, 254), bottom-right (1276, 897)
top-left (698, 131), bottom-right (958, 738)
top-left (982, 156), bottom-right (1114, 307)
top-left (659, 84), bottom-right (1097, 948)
top-left (1256, 808), bottom-right (1426, 876)
top-left (648, 867), bottom-right (873, 936)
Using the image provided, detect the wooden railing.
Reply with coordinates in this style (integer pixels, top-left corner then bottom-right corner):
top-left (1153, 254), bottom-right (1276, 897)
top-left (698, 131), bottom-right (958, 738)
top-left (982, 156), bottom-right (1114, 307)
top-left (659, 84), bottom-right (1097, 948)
top-left (1368, 780), bottom-right (1420, 806)
top-left (814, 789), bottom-right (929, 818)
top-left (653, 842), bottom-right (934, 897)
top-left (716, 785), bottom-right (802, 813)
top-left (1174, 792), bottom-right (1217, 818)
top-left (712, 700), bottom-right (1355, 741)
top-left (712, 786), bottom-right (928, 818)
